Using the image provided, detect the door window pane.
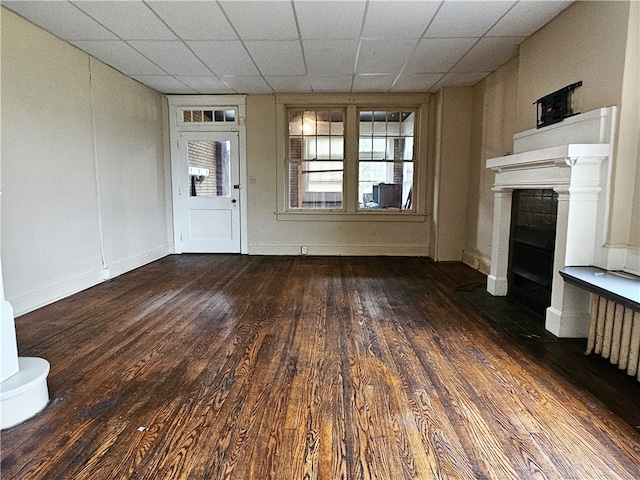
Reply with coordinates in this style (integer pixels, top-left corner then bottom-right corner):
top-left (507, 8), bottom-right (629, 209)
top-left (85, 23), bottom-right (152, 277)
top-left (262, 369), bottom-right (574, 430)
top-left (188, 140), bottom-right (231, 197)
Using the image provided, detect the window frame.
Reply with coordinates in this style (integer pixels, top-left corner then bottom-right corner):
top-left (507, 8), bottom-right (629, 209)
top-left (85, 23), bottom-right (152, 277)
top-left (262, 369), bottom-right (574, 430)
top-left (276, 94), bottom-right (429, 221)
top-left (286, 108), bottom-right (346, 211)
top-left (178, 107), bottom-right (239, 126)
top-left (356, 108), bottom-right (417, 211)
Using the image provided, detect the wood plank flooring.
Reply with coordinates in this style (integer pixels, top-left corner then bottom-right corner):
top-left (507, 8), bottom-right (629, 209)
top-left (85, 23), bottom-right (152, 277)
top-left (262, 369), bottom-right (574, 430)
top-left (2, 255), bottom-right (639, 479)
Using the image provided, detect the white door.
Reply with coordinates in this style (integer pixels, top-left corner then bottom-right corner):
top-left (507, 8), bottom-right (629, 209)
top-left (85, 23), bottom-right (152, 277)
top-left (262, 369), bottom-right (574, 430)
top-left (177, 132), bottom-right (241, 253)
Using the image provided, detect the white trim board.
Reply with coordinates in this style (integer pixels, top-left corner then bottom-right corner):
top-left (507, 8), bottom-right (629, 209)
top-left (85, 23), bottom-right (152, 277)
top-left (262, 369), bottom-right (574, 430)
top-left (12, 246), bottom-right (170, 317)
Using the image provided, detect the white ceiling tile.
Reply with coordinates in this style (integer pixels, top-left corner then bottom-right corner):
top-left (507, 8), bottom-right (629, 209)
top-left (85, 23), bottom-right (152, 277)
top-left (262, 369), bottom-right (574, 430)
top-left (5, 0), bottom-right (573, 94)
top-left (488, 1), bottom-right (573, 37)
top-left (264, 76), bottom-right (313, 93)
top-left (362, 1), bottom-right (440, 39)
top-left (433, 71), bottom-right (489, 90)
top-left (70, 40), bottom-right (165, 75)
top-left (353, 74), bottom-right (395, 92)
top-left (425, 1), bottom-right (516, 38)
top-left (452, 37), bottom-right (524, 73)
top-left (130, 75), bottom-right (197, 94)
top-left (128, 41), bottom-right (210, 75)
top-left (147, 1), bottom-right (237, 40)
top-left (309, 75), bottom-right (354, 93)
top-left (295, 0), bottom-right (365, 39)
top-left (221, 76), bottom-right (274, 94)
top-left (404, 38), bottom-right (477, 73)
top-left (245, 41), bottom-right (306, 76)
top-left (303, 40), bottom-right (358, 75)
top-left (392, 73), bottom-right (443, 92)
top-left (356, 39), bottom-right (416, 74)
top-left (2, 1), bottom-right (118, 41)
top-left (188, 41), bottom-right (259, 76)
top-left (73, 1), bottom-right (177, 40)
top-left (174, 76), bottom-right (236, 94)
top-left (219, 1), bottom-right (298, 40)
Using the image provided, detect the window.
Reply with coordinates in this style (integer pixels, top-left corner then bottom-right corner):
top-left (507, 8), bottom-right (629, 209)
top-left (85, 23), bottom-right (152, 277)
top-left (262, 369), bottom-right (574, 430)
top-left (358, 111), bottom-right (414, 210)
top-left (187, 140), bottom-right (231, 197)
top-left (284, 104), bottom-right (419, 213)
top-left (180, 108), bottom-right (236, 124)
top-left (287, 109), bottom-right (344, 209)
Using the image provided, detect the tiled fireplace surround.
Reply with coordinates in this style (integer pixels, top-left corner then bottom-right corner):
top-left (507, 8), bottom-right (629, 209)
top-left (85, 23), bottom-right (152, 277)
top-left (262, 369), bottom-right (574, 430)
top-left (486, 107), bottom-right (617, 338)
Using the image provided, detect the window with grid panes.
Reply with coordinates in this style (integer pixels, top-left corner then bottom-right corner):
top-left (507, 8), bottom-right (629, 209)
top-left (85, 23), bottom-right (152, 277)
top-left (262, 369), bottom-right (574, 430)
top-left (285, 106), bottom-right (417, 212)
top-left (358, 110), bottom-right (415, 210)
top-left (287, 109), bottom-right (344, 209)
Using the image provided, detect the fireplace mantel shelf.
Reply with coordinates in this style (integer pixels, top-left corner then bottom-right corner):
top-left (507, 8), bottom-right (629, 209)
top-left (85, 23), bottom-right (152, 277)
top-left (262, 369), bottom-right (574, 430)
top-left (486, 143), bottom-right (610, 172)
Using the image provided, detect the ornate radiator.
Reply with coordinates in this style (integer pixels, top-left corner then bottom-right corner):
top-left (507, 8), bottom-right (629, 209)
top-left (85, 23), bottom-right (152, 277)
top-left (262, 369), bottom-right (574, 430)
top-left (586, 295), bottom-right (640, 380)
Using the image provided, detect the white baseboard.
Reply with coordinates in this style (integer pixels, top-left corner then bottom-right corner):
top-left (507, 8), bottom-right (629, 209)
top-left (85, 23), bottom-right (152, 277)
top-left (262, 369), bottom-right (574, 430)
top-left (248, 243), bottom-right (430, 257)
top-left (105, 245), bottom-right (170, 279)
top-left (11, 269), bottom-right (104, 317)
top-left (487, 275), bottom-right (508, 296)
top-left (597, 245), bottom-right (628, 271)
top-left (594, 245), bottom-right (640, 276)
top-left (545, 307), bottom-right (590, 338)
top-left (12, 245), bottom-right (170, 317)
top-left (624, 247), bottom-right (640, 276)
top-left (462, 249), bottom-right (491, 275)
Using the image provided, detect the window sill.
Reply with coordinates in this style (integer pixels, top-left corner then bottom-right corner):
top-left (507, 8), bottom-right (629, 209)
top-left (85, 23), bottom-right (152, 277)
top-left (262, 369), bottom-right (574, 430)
top-left (276, 211), bottom-right (428, 222)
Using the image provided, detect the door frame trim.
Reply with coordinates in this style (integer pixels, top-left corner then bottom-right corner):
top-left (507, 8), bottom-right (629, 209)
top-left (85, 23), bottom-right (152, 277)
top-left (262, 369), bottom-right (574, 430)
top-left (167, 95), bottom-right (248, 254)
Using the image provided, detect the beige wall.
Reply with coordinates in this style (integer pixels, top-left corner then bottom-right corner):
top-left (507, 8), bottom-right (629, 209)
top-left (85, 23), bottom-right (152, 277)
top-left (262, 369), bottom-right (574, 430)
top-left (1, 9), bottom-right (169, 315)
top-left (467, 1), bottom-right (639, 274)
top-left (516, 1), bottom-right (629, 132)
top-left (632, 131), bottom-right (640, 249)
top-left (614, 1), bottom-right (639, 254)
top-left (431, 87), bottom-right (474, 262)
top-left (91, 60), bottom-right (168, 269)
top-left (245, 94), bottom-right (431, 256)
top-left (464, 57), bottom-right (519, 273)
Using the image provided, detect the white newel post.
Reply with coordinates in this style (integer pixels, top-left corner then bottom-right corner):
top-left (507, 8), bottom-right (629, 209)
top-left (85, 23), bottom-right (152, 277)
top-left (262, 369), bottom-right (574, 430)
top-left (0, 255), bottom-right (50, 429)
top-left (487, 188), bottom-right (512, 296)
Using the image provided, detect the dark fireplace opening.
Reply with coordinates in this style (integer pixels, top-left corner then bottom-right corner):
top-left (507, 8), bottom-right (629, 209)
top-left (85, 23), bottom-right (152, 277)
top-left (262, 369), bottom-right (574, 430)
top-left (508, 189), bottom-right (558, 316)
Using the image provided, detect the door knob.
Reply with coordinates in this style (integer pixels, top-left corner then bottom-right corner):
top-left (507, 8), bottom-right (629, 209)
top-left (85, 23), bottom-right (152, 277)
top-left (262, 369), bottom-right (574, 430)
top-left (231, 199), bottom-right (237, 204)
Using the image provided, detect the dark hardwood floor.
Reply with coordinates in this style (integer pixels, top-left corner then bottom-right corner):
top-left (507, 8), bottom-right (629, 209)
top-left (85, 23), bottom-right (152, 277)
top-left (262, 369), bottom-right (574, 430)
top-left (2, 255), bottom-right (639, 479)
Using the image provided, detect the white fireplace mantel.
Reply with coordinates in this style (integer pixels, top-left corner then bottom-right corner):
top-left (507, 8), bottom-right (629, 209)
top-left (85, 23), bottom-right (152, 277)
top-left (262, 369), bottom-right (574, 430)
top-left (487, 143), bottom-right (610, 173)
top-left (485, 107), bottom-right (616, 338)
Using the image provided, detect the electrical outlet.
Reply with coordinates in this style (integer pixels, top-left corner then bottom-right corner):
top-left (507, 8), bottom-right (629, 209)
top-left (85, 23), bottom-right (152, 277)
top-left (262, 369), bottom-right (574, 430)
top-left (301, 246), bottom-right (307, 255)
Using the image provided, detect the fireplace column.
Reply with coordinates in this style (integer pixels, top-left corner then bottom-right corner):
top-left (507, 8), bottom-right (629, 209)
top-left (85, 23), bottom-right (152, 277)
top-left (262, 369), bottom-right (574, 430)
top-left (545, 188), bottom-right (590, 337)
top-left (545, 168), bottom-right (605, 337)
top-left (487, 188), bottom-right (512, 296)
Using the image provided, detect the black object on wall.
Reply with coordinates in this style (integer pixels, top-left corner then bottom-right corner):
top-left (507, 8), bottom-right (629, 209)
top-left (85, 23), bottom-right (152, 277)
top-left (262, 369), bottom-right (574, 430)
top-left (534, 81), bottom-right (582, 128)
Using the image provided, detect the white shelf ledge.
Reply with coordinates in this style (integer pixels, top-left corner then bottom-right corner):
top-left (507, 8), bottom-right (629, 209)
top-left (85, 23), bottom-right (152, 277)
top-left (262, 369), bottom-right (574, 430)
top-left (487, 143), bottom-right (610, 172)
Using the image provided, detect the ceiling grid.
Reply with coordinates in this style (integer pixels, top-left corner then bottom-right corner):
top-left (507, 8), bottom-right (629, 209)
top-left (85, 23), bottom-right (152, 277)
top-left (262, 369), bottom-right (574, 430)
top-left (2, 0), bottom-right (574, 94)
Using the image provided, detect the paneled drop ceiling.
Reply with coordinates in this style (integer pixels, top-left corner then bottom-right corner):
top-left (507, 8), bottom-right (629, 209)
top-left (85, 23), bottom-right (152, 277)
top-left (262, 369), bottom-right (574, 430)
top-left (2, 0), bottom-right (573, 95)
